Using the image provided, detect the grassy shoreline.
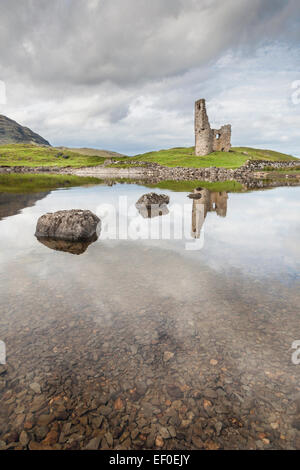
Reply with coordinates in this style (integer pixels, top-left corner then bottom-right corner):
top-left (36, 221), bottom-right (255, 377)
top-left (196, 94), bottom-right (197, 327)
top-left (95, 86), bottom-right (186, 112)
top-left (0, 174), bottom-right (104, 193)
top-left (0, 173), bottom-right (246, 194)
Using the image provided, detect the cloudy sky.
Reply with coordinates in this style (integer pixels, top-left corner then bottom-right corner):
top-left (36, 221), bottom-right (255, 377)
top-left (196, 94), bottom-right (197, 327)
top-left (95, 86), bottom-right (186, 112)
top-left (0, 0), bottom-right (299, 155)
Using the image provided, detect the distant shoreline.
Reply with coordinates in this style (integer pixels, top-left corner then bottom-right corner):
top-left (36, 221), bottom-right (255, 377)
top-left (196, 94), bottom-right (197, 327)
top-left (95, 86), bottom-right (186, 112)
top-left (0, 159), bottom-right (299, 186)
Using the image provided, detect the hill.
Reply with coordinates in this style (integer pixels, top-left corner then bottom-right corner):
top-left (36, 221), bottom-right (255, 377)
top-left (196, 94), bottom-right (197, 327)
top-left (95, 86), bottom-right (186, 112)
top-left (0, 144), bottom-right (109, 167)
top-left (0, 115), bottom-right (51, 146)
top-left (131, 146), bottom-right (298, 169)
top-left (58, 147), bottom-right (124, 158)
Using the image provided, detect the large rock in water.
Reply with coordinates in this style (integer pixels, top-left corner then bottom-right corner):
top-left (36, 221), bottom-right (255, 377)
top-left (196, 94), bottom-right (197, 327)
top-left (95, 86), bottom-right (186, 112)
top-left (136, 193), bottom-right (170, 208)
top-left (35, 210), bottom-right (100, 241)
top-left (36, 234), bottom-right (98, 255)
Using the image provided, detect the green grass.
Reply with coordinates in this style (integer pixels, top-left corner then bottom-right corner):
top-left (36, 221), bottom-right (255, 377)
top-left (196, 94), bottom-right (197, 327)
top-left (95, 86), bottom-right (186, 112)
top-left (57, 147), bottom-right (124, 158)
top-left (0, 144), bottom-right (107, 168)
top-left (0, 174), bottom-right (104, 193)
top-left (142, 179), bottom-right (244, 192)
top-left (0, 143), bottom-right (298, 170)
top-left (131, 146), bottom-right (298, 169)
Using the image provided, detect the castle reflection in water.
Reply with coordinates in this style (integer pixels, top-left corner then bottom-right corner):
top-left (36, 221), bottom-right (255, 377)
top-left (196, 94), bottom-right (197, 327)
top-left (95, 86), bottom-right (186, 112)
top-left (191, 188), bottom-right (228, 239)
top-left (135, 186), bottom-right (229, 241)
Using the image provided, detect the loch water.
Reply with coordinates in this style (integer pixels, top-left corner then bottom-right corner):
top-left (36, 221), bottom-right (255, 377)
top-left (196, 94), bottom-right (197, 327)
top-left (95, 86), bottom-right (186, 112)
top-left (0, 180), bottom-right (299, 450)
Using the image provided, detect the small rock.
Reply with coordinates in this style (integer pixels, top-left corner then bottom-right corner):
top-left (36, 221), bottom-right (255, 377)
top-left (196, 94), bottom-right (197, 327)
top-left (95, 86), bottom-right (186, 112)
top-left (30, 382), bottom-right (41, 394)
top-left (146, 433), bottom-right (155, 448)
top-left (214, 421), bottom-right (223, 436)
top-left (192, 436), bottom-right (204, 449)
top-left (114, 397), bottom-right (124, 411)
top-left (42, 429), bottom-right (59, 446)
top-left (105, 432), bottom-right (113, 448)
top-left (24, 421), bottom-right (34, 430)
top-left (163, 351), bottom-right (174, 362)
top-left (84, 437), bottom-right (101, 450)
top-left (168, 426), bottom-right (176, 438)
top-left (270, 422), bottom-right (279, 430)
top-left (92, 416), bottom-right (104, 429)
top-left (34, 426), bottom-right (49, 441)
top-left (203, 399), bottom-right (212, 410)
top-left (5, 431), bottom-right (19, 444)
top-left (19, 431), bottom-right (29, 446)
top-left (210, 359), bottom-right (218, 366)
top-left (155, 436), bottom-right (164, 448)
top-left (99, 405), bottom-right (112, 416)
top-left (166, 385), bottom-right (183, 399)
top-left (131, 429), bottom-right (139, 440)
top-left (37, 414), bottom-right (55, 426)
top-left (181, 419), bottom-right (191, 428)
top-left (292, 419), bottom-right (300, 431)
top-left (205, 441), bottom-right (220, 450)
top-left (159, 427), bottom-right (170, 439)
top-left (29, 441), bottom-right (52, 451)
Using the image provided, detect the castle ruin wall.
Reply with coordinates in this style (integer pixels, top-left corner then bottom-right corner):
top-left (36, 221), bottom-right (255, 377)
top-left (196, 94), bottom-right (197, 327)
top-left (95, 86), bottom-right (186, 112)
top-left (195, 99), bottom-right (231, 156)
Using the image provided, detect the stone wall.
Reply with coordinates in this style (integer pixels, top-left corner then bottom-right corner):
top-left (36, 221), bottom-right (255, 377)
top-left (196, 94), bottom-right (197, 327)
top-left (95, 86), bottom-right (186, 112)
top-left (1, 159), bottom-right (298, 187)
top-left (242, 159), bottom-right (300, 170)
top-left (212, 125), bottom-right (232, 152)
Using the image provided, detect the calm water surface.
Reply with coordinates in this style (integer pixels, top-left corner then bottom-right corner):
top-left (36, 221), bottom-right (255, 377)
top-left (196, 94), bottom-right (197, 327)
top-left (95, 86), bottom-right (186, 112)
top-left (0, 182), bottom-right (299, 450)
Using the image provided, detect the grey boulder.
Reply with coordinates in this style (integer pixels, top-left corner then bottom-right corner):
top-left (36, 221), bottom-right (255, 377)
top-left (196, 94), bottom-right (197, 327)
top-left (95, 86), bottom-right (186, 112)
top-left (136, 193), bottom-right (170, 219)
top-left (35, 209), bottom-right (100, 241)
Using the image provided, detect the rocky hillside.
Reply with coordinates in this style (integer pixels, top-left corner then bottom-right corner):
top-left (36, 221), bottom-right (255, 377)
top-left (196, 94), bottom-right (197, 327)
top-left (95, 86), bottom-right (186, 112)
top-left (0, 114), bottom-right (50, 146)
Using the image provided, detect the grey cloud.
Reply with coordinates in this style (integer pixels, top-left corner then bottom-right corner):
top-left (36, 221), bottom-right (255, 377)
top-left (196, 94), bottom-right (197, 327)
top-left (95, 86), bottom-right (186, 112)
top-left (0, 0), bottom-right (299, 88)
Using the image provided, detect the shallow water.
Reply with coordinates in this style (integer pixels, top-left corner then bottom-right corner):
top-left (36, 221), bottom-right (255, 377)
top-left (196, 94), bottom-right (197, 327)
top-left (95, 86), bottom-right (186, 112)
top-left (0, 182), bottom-right (299, 450)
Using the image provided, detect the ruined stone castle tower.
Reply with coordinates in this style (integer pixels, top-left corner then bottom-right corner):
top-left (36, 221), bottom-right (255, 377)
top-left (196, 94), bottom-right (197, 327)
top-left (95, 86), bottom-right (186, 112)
top-left (195, 99), bottom-right (231, 156)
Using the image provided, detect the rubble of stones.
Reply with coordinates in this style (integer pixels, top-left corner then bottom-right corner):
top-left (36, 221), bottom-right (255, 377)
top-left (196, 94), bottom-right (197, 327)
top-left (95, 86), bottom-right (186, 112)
top-left (65, 159), bottom-right (300, 184)
top-left (242, 160), bottom-right (300, 171)
top-left (0, 166), bottom-right (62, 174)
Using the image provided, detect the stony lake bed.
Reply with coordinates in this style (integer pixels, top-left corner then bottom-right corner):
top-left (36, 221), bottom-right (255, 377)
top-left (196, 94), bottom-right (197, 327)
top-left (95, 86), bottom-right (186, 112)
top-left (0, 176), bottom-right (300, 450)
